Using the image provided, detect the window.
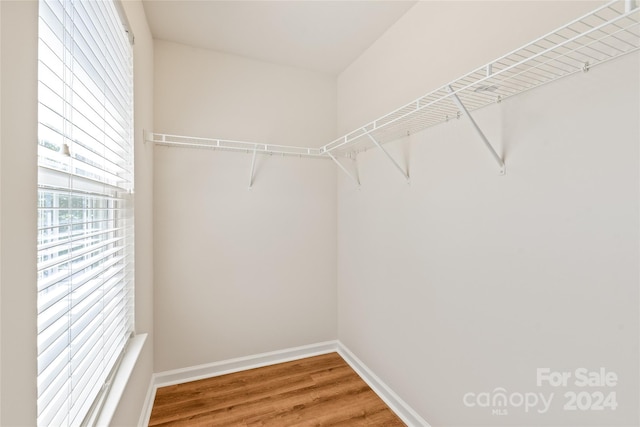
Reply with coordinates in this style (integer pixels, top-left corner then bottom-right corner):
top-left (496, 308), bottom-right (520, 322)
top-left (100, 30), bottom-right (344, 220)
top-left (37, 0), bottom-right (134, 425)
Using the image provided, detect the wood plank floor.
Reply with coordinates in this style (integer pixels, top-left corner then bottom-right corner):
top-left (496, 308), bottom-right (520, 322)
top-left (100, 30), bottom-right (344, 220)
top-left (148, 352), bottom-right (406, 426)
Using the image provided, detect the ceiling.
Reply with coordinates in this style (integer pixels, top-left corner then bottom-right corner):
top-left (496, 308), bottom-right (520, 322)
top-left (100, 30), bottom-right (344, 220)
top-left (141, 0), bottom-right (417, 75)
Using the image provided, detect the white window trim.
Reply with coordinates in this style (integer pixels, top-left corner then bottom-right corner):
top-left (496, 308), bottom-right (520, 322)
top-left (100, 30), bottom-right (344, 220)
top-left (93, 333), bottom-right (147, 427)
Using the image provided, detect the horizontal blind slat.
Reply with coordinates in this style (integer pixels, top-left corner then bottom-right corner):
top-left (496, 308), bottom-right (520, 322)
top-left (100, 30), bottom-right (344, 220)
top-left (38, 226), bottom-right (123, 252)
top-left (38, 251), bottom-right (125, 294)
top-left (37, 235), bottom-right (125, 272)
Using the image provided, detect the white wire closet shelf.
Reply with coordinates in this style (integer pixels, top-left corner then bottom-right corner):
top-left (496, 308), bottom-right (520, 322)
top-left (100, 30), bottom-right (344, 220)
top-left (147, 133), bottom-right (326, 158)
top-left (149, 0), bottom-right (640, 163)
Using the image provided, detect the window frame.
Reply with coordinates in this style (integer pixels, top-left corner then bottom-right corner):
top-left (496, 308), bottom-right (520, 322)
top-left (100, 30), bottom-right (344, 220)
top-left (36, 0), bottom-right (135, 425)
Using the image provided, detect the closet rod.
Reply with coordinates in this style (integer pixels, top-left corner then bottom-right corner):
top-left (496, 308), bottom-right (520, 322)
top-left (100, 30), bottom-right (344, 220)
top-left (148, 132), bottom-right (326, 159)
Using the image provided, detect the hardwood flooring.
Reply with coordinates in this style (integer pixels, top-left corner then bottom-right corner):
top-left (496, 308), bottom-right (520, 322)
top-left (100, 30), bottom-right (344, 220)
top-left (148, 352), bottom-right (406, 426)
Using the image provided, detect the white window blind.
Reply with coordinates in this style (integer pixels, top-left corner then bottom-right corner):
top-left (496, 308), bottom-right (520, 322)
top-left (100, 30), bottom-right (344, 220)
top-left (37, 0), bottom-right (134, 425)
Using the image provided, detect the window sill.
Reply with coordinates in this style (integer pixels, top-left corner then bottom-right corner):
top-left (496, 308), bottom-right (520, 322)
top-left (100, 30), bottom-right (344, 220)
top-left (95, 333), bottom-right (148, 427)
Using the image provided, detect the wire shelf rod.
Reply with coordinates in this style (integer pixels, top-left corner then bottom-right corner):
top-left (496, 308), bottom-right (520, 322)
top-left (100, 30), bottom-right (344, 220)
top-left (149, 133), bottom-right (327, 159)
top-left (321, 0), bottom-right (638, 154)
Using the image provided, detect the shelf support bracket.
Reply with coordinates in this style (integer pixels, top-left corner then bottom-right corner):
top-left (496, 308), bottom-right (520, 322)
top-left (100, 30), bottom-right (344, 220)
top-left (365, 132), bottom-right (410, 183)
top-left (327, 152), bottom-right (360, 188)
top-left (626, 0), bottom-right (637, 13)
top-left (447, 85), bottom-right (505, 175)
top-left (248, 145), bottom-right (258, 190)
top-left (143, 129), bottom-right (152, 144)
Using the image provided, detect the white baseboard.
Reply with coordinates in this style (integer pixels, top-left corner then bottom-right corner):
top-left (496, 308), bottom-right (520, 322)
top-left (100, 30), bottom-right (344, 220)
top-left (138, 340), bottom-right (430, 427)
top-left (337, 341), bottom-right (431, 427)
top-left (153, 340), bottom-right (339, 388)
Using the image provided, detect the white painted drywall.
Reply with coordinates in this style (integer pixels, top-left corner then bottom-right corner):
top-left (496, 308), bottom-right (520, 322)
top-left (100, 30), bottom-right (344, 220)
top-left (0, 1), bottom-right (3, 419)
top-left (110, 1), bottom-right (156, 425)
top-left (153, 41), bottom-right (338, 371)
top-left (0, 1), bottom-right (38, 424)
top-left (336, 2), bottom-right (639, 426)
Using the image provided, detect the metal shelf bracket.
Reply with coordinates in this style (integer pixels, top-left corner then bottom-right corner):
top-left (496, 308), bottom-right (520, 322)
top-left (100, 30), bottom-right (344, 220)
top-left (365, 131), bottom-right (410, 183)
top-left (626, 0), bottom-right (637, 12)
top-left (447, 86), bottom-right (506, 175)
top-left (248, 145), bottom-right (258, 190)
top-left (327, 152), bottom-right (360, 188)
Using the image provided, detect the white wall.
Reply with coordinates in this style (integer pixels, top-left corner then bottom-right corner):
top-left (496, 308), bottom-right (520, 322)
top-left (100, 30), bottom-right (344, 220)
top-left (0, 1), bottom-right (3, 418)
top-left (336, 2), bottom-right (638, 426)
top-left (0, 1), bottom-right (38, 424)
top-left (153, 41), bottom-right (338, 371)
top-left (110, 0), bottom-right (156, 425)
top-left (154, 40), bottom-right (337, 147)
